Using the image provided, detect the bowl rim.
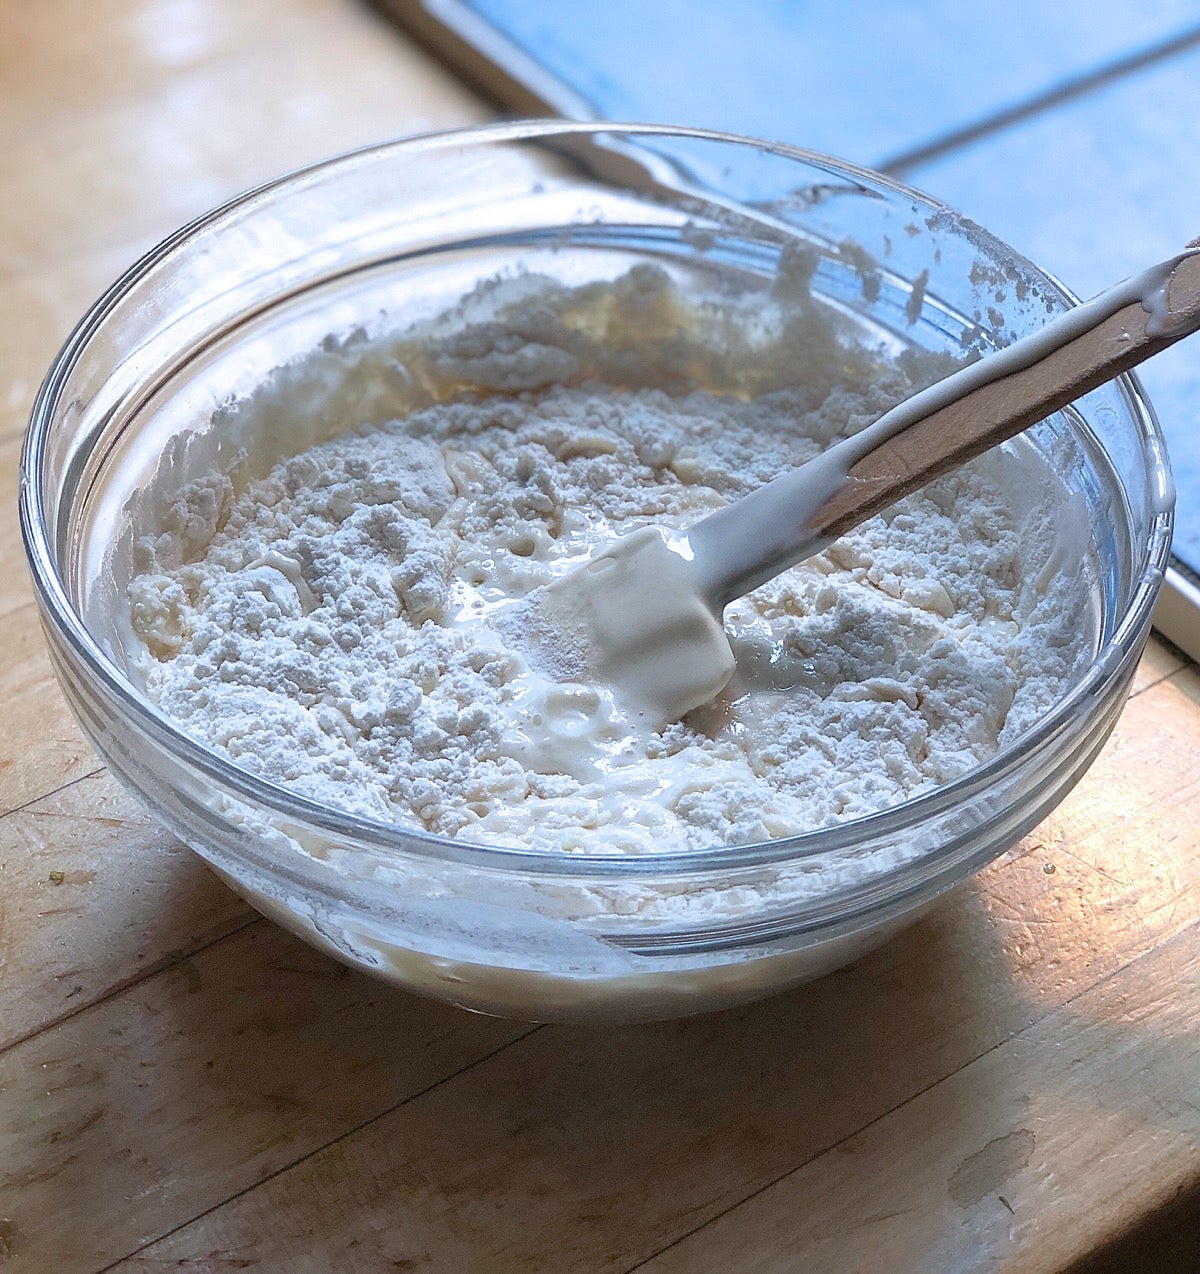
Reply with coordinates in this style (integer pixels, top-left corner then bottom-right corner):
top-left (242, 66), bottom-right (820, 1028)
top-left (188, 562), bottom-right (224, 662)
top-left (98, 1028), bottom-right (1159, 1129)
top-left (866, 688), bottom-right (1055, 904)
top-left (19, 118), bottom-right (1175, 882)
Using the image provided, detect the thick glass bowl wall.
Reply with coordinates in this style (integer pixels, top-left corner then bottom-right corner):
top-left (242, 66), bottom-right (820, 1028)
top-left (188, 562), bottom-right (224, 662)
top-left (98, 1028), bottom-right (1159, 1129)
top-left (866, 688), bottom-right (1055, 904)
top-left (21, 123), bottom-right (1173, 1021)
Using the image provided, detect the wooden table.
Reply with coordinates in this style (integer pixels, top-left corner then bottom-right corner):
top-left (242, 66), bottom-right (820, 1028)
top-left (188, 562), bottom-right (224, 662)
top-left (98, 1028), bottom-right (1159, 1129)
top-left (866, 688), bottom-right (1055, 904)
top-left (2, 3), bottom-right (1199, 1270)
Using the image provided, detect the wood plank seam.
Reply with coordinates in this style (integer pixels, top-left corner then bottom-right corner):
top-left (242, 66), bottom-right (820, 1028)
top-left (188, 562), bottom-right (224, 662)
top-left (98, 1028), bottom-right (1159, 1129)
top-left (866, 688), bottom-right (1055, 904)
top-left (1165, 658), bottom-right (1200, 686)
top-left (620, 912), bottom-right (1200, 1274)
top-left (1133, 637), bottom-right (1191, 693)
top-left (0, 762), bottom-right (105, 822)
top-left (0, 793), bottom-right (1089, 1062)
top-left (93, 1023), bottom-right (547, 1274)
top-left (1137, 663), bottom-right (1185, 696)
top-left (80, 877), bottom-right (1200, 1272)
top-left (0, 913), bottom-right (261, 1061)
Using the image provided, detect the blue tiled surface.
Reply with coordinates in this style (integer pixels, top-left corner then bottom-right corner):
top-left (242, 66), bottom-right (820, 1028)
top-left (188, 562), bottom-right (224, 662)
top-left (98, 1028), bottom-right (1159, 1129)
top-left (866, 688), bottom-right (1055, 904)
top-left (469, 0), bottom-right (1198, 165)
top-left (457, 0), bottom-right (1200, 575)
top-left (904, 46), bottom-right (1200, 567)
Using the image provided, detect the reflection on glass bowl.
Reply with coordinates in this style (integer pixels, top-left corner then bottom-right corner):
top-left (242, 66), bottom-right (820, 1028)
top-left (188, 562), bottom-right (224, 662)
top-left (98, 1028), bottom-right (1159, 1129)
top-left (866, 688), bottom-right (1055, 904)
top-left (21, 122), bottom-right (1172, 1022)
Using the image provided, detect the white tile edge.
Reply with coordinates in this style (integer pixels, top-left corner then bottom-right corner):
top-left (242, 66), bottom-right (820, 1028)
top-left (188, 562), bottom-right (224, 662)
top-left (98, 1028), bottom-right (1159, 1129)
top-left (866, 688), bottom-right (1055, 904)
top-left (1153, 565), bottom-right (1200, 665)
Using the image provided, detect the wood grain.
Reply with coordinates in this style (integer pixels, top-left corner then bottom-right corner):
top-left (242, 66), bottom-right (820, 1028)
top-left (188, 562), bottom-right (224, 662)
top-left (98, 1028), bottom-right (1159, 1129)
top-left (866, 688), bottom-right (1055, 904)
top-left (1131, 632), bottom-right (1185, 693)
top-left (0, 771), bottom-right (251, 1051)
top-left (0, 922), bottom-right (531, 1272)
top-left (0, 247), bottom-right (145, 447)
top-left (82, 669), bottom-right (1199, 1273)
top-left (640, 918), bottom-right (1200, 1274)
top-left (0, 434), bottom-right (104, 811)
top-left (1, 670), bottom-right (1194, 1272)
top-left (0, 608), bottom-right (97, 815)
top-left (0, 0), bottom-right (488, 279)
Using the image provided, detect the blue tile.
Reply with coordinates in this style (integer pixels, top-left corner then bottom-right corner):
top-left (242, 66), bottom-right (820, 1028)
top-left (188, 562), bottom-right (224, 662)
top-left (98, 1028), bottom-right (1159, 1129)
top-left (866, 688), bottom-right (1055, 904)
top-left (469, 0), bottom-right (1200, 164)
top-left (905, 45), bottom-right (1200, 570)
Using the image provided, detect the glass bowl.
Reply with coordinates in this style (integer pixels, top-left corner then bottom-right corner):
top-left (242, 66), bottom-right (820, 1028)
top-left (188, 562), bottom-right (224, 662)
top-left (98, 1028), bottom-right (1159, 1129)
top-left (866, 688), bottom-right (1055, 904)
top-left (20, 121), bottom-right (1173, 1022)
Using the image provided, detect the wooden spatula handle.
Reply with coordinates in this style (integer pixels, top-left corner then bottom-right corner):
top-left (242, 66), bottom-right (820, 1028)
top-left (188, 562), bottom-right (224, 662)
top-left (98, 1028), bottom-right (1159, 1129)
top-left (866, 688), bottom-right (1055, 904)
top-left (814, 250), bottom-right (1200, 539)
top-left (686, 246), bottom-right (1200, 609)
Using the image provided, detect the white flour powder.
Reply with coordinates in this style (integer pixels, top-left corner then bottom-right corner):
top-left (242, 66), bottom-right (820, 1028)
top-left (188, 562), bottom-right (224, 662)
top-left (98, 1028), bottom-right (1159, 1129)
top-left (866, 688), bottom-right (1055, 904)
top-left (127, 267), bottom-right (1092, 854)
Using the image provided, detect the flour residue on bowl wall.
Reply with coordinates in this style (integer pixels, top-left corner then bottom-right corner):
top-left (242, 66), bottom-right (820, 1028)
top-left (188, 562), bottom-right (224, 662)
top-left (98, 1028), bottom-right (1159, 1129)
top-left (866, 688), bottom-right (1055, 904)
top-left (116, 256), bottom-right (1097, 855)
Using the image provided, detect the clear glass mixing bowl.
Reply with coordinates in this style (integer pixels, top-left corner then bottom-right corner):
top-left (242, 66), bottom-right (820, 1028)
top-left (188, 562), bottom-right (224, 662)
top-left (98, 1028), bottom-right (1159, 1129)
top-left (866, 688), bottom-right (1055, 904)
top-left (21, 122), bottom-right (1173, 1022)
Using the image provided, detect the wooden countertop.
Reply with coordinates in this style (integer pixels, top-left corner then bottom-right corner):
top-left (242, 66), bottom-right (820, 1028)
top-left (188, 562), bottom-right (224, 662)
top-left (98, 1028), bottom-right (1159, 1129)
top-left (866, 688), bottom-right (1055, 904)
top-left (2, 3), bottom-right (1199, 1270)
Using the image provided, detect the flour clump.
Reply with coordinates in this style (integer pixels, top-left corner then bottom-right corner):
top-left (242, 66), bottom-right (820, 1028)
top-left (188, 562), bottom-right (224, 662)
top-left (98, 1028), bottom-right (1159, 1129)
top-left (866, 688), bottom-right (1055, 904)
top-left (126, 267), bottom-right (1093, 854)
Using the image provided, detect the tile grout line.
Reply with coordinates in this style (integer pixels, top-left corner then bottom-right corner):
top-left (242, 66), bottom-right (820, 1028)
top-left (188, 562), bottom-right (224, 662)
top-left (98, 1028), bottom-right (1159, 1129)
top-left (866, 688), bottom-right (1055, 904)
top-left (620, 913), bottom-right (1200, 1274)
top-left (94, 1022), bottom-right (547, 1274)
top-left (875, 24), bottom-right (1200, 177)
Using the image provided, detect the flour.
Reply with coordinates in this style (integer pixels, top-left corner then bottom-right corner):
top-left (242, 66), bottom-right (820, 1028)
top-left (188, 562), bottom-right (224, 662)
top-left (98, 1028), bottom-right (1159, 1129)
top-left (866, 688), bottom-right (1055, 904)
top-left (126, 266), bottom-right (1093, 855)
